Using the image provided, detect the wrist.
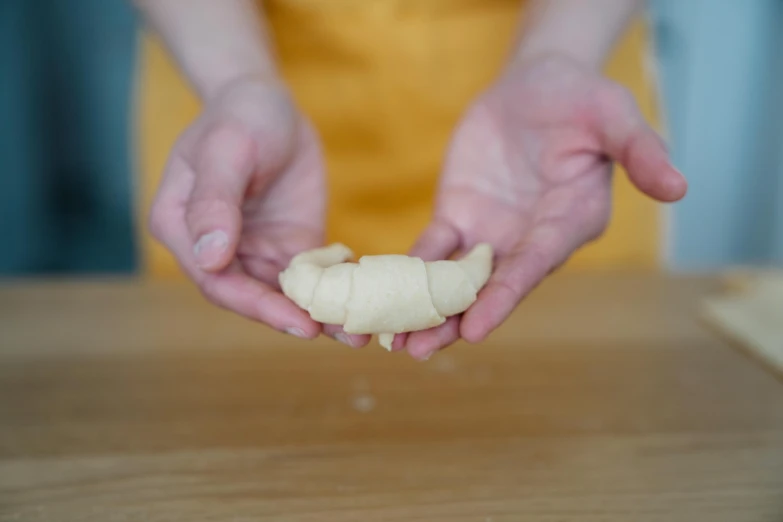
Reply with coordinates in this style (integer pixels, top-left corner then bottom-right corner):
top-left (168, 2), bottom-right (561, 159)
top-left (136, 0), bottom-right (281, 102)
top-left (500, 50), bottom-right (595, 85)
top-left (510, 40), bottom-right (605, 73)
top-left (507, 0), bottom-right (642, 74)
top-left (191, 44), bottom-right (281, 101)
top-left (200, 67), bottom-right (281, 103)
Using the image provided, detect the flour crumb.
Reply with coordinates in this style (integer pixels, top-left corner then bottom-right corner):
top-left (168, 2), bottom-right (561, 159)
top-left (352, 393), bottom-right (376, 413)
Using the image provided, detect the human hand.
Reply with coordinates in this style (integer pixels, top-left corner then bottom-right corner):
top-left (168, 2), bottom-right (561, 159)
top-left (399, 55), bottom-right (687, 359)
top-left (150, 78), bottom-right (368, 344)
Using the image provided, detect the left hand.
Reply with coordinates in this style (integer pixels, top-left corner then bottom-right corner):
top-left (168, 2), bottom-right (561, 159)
top-left (398, 55), bottom-right (687, 360)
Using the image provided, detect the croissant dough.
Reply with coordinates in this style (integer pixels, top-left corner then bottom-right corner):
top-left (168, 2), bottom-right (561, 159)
top-left (279, 243), bottom-right (494, 350)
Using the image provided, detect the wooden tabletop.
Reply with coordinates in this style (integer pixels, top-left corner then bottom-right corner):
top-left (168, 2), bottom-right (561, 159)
top-left (1, 273), bottom-right (782, 521)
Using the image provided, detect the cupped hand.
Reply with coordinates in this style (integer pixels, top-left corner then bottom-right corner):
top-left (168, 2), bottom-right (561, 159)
top-left (149, 78), bottom-right (370, 346)
top-left (399, 55), bottom-right (687, 359)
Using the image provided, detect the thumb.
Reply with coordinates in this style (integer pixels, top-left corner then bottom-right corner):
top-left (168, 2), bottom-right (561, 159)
top-left (409, 218), bottom-right (461, 261)
top-left (187, 124), bottom-right (257, 272)
top-left (596, 86), bottom-right (688, 202)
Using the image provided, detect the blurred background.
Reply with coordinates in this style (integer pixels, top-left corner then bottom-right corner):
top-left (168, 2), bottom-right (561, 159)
top-left (1, 0), bottom-right (782, 278)
top-left (1, 0), bottom-right (137, 275)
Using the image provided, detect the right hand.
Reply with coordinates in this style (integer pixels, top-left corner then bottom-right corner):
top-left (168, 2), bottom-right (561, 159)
top-left (150, 78), bottom-right (368, 345)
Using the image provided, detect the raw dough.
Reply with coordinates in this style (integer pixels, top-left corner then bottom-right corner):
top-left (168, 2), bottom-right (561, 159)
top-left (702, 270), bottom-right (783, 376)
top-left (279, 243), bottom-right (494, 350)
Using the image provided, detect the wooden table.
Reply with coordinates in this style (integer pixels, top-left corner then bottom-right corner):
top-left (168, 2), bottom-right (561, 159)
top-left (1, 274), bottom-right (782, 521)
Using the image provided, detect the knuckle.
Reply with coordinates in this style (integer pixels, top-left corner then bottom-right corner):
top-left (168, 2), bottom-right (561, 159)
top-left (186, 196), bottom-right (230, 217)
top-left (195, 123), bottom-right (257, 175)
top-left (147, 202), bottom-right (169, 242)
top-left (205, 122), bottom-right (256, 156)
top-left (600, 83), bottom-right (637, 114)
top-left (525, 244), bottom-right (555, 276)
top-left (578, 188), bottom-right (612, 241)
top-left (185, 198), bottom-right (237, 229)
top-left (585, 203), bottom-right (611, 241)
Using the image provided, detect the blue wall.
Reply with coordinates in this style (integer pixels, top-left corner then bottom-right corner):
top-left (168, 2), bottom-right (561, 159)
top-left (0, 0), bottom-right (138, 275)
top-left (651, 0), bottom-right (783, 270)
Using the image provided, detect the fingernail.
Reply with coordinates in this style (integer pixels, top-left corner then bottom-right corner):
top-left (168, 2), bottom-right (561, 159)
top-left (194, 230), bottom-right (229, 268)
top-left (335, 333), bottom-right (354, 347)
top-left (285, 327), bottom-right (307, 339)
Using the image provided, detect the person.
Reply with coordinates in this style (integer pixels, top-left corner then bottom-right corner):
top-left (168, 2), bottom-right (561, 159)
top-left (133, 0), bottom-right (687, 360)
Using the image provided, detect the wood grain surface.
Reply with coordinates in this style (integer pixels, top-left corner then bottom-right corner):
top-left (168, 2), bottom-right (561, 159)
top-left (1, 273), bottom-right (782, 521)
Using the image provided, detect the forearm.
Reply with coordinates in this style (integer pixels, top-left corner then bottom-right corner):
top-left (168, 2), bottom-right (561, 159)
top-left (512, 0), bottom-right (642, 69)
top-left (133, 0), bottom-right (277, 100)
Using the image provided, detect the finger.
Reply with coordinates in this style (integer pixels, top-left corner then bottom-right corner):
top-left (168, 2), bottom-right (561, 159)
top-left (595, 86), bottom-right (687, 202)
top-left (241, 255), bottom-right (286, 289)
top-left (201, 269), bottom-right (321, 338)
top-left (409, 219), bottom-right (461, 261)
top-left (405, 316), bottom-right (461, 361)
top-left (322, 324), bottom-right (371, 349)
top-left (460, 221), bottom-right (576, 343)
top-left (390, 333), bottom-right (408, 352)
top-left (153, 195), bottom-right (320, 338)
top-left (402, 220), bottom-right (461, 355)
top-left (402, 219), bottom-right (465, 355)
top-left (239, 224), bottom-right (325, 287)
top-left (187, 124), bottom-right (257, 272)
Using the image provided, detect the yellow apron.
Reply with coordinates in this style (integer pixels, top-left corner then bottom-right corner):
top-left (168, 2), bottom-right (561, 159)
top-left (136, 0), bottom-right (661, 279)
